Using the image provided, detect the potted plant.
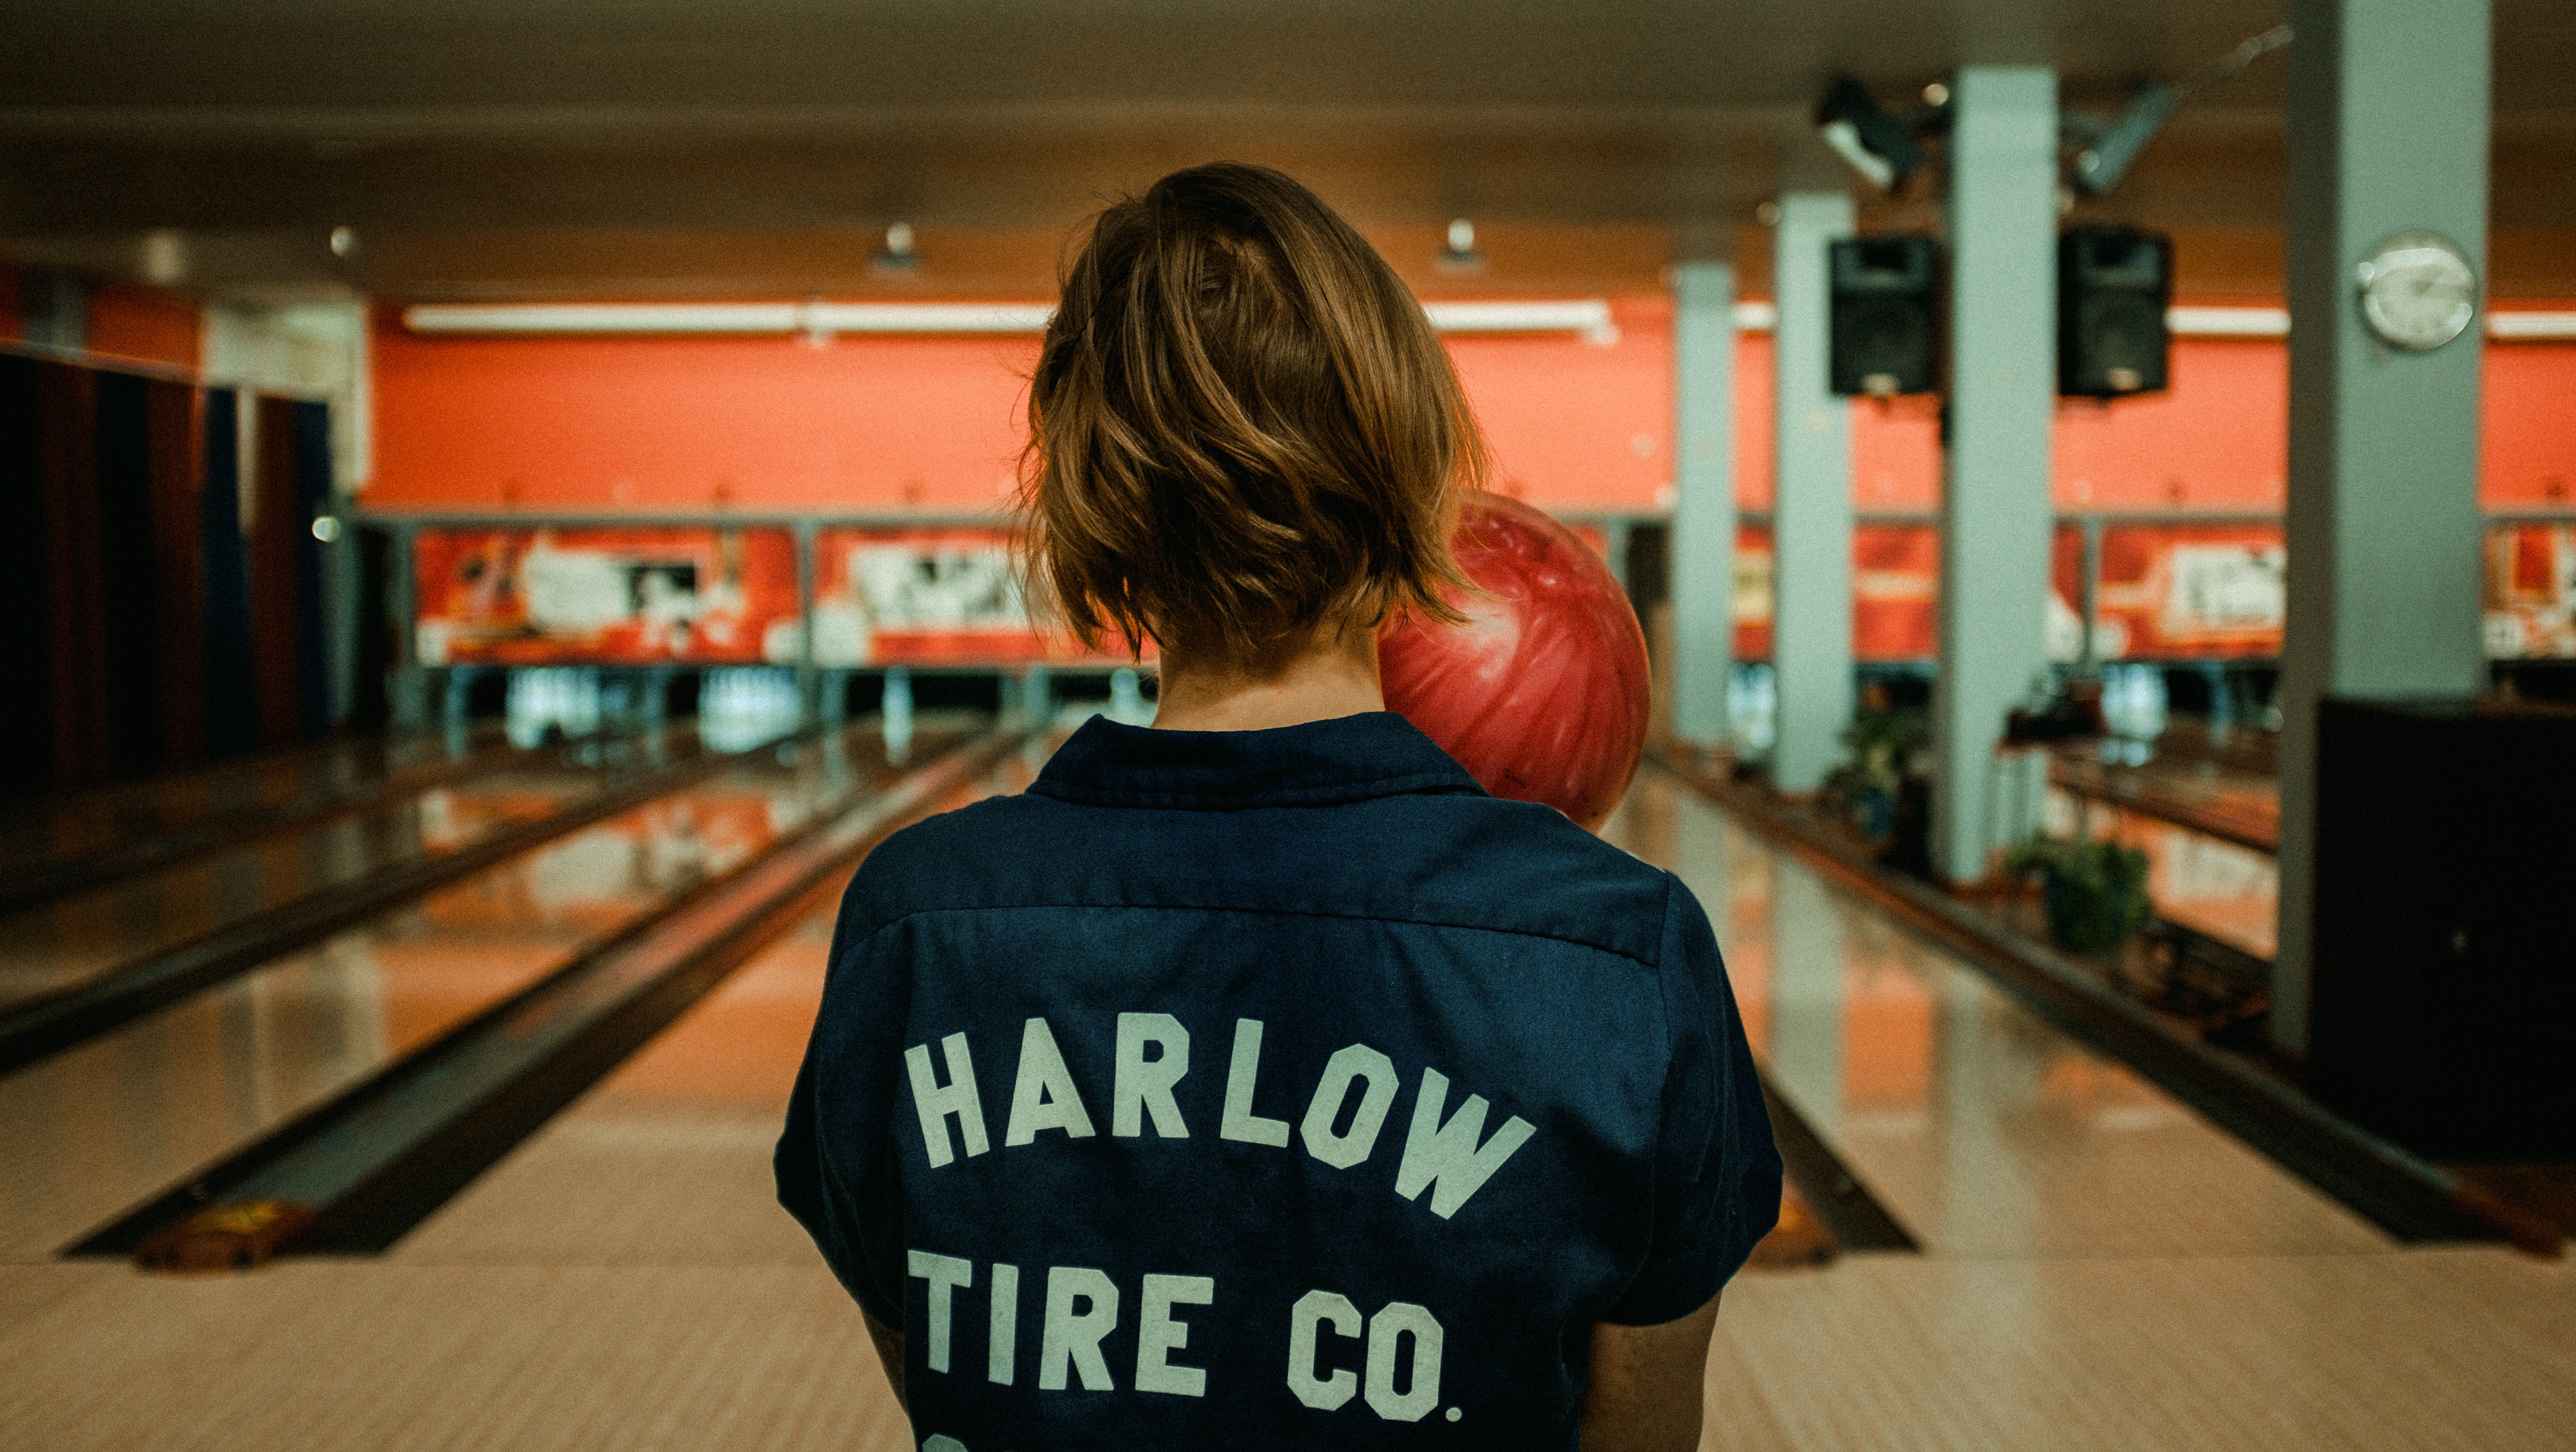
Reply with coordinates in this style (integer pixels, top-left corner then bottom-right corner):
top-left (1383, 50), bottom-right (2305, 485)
top-left (2007, 836), bottom-right (2152, 956)
top-left (1824, 691), bottom-right (1925, 842)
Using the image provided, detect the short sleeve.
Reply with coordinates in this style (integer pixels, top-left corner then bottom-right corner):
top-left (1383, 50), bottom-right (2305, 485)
top-left (774, 882), bottom-right (912, 1327)
top-left (1599, 874), bottom-right (1783, 1325)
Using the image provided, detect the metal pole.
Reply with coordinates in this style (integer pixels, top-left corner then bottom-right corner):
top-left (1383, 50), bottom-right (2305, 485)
top-left (1669, 261), bottom-right (1739, 749)
top-left (1932, 65), bottom-right (2060, 885)
top-left (793, 519), bottom-right (819, 724)
top-left (390, 523), bottom-right (426, 732)
top-left (2079, 517), bottom-right (2105, 673)
top-left (2274, 0), bottom-right (2492, 1052)
top-left (1771, 193), bottom-right (1859, 794)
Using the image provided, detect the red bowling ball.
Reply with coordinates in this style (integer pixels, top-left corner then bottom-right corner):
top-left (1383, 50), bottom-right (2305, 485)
top-left (1379, 493), bottom-right (1651, 832)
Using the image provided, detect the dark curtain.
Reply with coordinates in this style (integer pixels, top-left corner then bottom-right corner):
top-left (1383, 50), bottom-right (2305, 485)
top-left (201, 389), bottom-right (259, 758)
top-left (0, 360), bottom-right (50, 793)
top-left (146, 380), bottom-right (207, 767)
top-left (95, 373), bottom-right (166, 775)
top-left (291, 399), bottom-right (333, 737)
top-left (0, 366), bottom-right (328, 791)
top-left (247, 395), bottom-right (302, 746)
top-left (38, 365), bottom-right (109, 784)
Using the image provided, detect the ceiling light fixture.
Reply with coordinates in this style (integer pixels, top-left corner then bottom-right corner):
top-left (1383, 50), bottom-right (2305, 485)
top-left (140, 230), bottom-right (188, 285)
top-left (873, 221), bottom-right (918, 273)
top-left (1437, 218), bottom-right (1485, 274)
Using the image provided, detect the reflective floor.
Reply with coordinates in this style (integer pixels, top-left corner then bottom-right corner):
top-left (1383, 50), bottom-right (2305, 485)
top-left (1603, 772), bottom-right (2356, 1258)
top-left (2045, 787), bottom-right (2280, 959)
top-left (2054, 746), bottom-right (2281, 849)
top-left (389, 739), bottom-right (1045, 1272)
top-left (0, 728), bottom-right (941, 1263)
top-left (0, 730), bottom-right (713, 1009)
top-left (0, 731), bottom-right (2567, 1452)
top-left (0, 728), bottom-right (502, 885)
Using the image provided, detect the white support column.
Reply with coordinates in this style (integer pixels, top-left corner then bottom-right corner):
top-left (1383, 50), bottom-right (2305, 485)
top-left (1771, 193), bottom-right (1856, 793)
top-left (1670, 261), bottom-right (1738, 746)
top-left (1933, 66), bottom-right (2059, 884)
top-left (2273, 0), bottom-right (2490, 1054)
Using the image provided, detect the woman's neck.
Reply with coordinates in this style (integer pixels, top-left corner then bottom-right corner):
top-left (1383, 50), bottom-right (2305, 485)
top-left (1148, 621), bottom-right (1384, 732)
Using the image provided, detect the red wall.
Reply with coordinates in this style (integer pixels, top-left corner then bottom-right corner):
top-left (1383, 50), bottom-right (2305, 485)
top-left (371, 315), bottom-right (1038, 513)
top-left (1451, 297), bottom-right (1672, 511)
top-left (369, 297), bottom-right (1682, 515)
top-left (2483, 343), bottom-right (2576, 506)
top-left (368, 297), bottom-right (2576, 516)
top-left (85, 285), bottom-right (203, 370)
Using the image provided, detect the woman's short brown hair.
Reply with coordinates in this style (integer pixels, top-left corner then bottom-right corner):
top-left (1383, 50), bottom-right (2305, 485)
top-left (1022, 162), bottom-right (1482, 658)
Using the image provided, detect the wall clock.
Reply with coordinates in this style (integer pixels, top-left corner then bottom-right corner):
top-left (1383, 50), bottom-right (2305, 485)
top-left (2355, 230), bottom-right (2478, 352)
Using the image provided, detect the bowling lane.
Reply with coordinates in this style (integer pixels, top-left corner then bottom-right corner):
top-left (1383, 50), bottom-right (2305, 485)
top-left (384, 736), bottom-right (1047, 1270)
top-left (1601, 766), bottom-right (2373, 1260)
top-left (0, 726), bottom-right (502, 889)
top-left (0, 727), bottom-right (713, 1011)
top-left (0, 726), bottom-right (960, 1263)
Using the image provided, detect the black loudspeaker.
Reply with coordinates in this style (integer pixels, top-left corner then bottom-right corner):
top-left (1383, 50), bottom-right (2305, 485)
top-left (2306, 698), bottom-right (2576, 1161)
top-left (2057, 226), bottom-right (2171, 397)
top-left (1829, 237), bottom-right (1939, 397)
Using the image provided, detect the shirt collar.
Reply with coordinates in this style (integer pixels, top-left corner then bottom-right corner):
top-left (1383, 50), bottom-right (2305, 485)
top-left (1030, 711), bottom-right (1485, 810)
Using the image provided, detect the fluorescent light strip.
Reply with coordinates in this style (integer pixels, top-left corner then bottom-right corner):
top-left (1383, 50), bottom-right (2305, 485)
top-left (2168, 306), bottom-right (2289, 337)
top-left (1419, 300), bottom-right (1612, 334)
top-left (811, 303), bottom-right (1055, 333)
top-left (2489, 311), bottom-right (2576, 340)
top-left (401, 302), bottom-right (1054, 335)
top-left (403, 303), bottom-right (794, 334)
top-left (399, 301), bottom-right (2576, 343)
top-left (406, 299), bottom-right (1621, 339)
top-left (2160, 307), bottom-right (2576, 340)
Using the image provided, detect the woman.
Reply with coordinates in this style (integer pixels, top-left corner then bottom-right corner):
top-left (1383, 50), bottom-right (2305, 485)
top-left (778, 161), bottom-right (1778, 1451)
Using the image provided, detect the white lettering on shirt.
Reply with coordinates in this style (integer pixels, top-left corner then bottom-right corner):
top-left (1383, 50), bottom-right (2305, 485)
top-left (1286, 1289), bottom-right (1362, 1411)
top-left (1039, 1265), bottom-right (1121, 1390)
top-left (1394, 1067), bottom-right (1539, 1219)
top-left (901, 1016), bottom-right (1536, 1221)
top-left (1133, 1274), bottom-right (1215, 1396)
top-left (1219, 1018), bottom-right (1292, 1147)
top-left (987, 1262), bottom-right (1019, 1385)
top-left (907, 1250), bottom-right (973, 1373)
top-left (1364, 1300), bottom-right (1445, 1421)
top-left (1004, 1017), bottom-right (1098, 1147)
top-left (1112, 1012), bottom-right (1191, 1138)
top-left (1299, 1043), bottom-right (1398, 1169)
top-left (904, 1032), bottom-right (989, 1168)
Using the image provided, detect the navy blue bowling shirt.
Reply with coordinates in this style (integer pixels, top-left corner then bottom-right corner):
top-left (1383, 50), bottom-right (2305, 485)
top-left (777, 711), bottom-right (1778, 1451)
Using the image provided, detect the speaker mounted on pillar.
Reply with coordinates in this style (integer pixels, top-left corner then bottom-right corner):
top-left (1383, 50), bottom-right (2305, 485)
top-left (1828, 236), bottom-right (1939, 398)
top-left (2057, 226), bottom-right (2172, 398)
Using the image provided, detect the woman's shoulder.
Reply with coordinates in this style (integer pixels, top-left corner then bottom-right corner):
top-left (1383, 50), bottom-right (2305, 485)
top-left (840, 784), bottom-right (1680, 964)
